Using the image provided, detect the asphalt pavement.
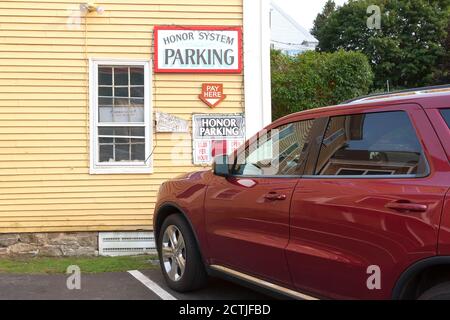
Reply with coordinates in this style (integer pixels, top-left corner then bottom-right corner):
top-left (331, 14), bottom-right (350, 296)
top-left (0, 267), bottom-right (270, 300)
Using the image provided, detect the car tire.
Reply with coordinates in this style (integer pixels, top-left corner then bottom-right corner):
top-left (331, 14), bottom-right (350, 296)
top-left (158, 214), bottom-right (208, 292)
top-left (418, 282), bottom-right (450, 300)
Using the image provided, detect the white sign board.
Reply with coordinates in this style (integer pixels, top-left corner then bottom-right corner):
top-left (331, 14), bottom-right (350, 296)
top-left (155, 112), bottom-right (188, 133)
top-left (192, 114), bottom-right (245, 165)
top-left (154, 26), bottom-right (243, 73)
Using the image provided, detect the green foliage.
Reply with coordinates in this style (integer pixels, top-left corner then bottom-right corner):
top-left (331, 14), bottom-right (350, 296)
top-left (436, 19), bottom-right (450, 83)
top-left (313, 0), bottom-right (450, 89)
top-left (311, 0), bottom-right (336, 38)
top-left (271, 49), bottom-right (373, 120)
top-left (0, 255), bottom-right (157, 274)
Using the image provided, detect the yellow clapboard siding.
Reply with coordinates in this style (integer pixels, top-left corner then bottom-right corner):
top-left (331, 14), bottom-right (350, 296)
top-left (0, 3), bottom-right (242, 12)
top-left (0, 189), bottom-right (159, 197)
top-left (0, 226), bottom-right (153, 233)
top-left (0, 86), bottom-right (243, 96)
top-left (0, 208), bottom-right (154, 217)
top-left (0, 160), bottom-right (195, 168)
top-left (0, 221), bottom-right (153, 230)
top-left (0, 0), bottom-right (244, 234)
top-left (0, 196), bottom-right (156, 206)
top-left (0, 17), bottom-right (242, 26)
top-left (0, 139), bottom-right (189, 148)
top-left (0, 153), bottom-right (193, 161)
top-left (0, 202), bottom-right (154, 212)
top-left (0, 174), bottom-right (187, 184)
top-left (0, 146), bottom-right (191, 155)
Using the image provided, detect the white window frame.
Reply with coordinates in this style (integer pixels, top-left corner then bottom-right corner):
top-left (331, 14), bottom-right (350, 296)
top-left (89, 58), bottom-right (153, 174)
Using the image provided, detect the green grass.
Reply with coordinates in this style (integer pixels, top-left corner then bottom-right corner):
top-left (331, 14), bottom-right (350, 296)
top-left (0, 255), bottom-right (159, 274)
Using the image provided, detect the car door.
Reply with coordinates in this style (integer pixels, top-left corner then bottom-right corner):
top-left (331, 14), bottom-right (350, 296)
top-left (287, 104), bottom-right (450, 299)
top-left (428, 107), bottom-right (450, 254)
top-left (205, 119), bottom-right (318, 286)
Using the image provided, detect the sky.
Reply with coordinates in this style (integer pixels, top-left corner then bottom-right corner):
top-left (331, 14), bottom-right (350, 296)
top-left (273, 0), bottom-right (348, 32)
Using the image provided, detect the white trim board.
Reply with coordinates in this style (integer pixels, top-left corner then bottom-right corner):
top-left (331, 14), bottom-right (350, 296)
top-left (243, 0), bottom-right (272, 139)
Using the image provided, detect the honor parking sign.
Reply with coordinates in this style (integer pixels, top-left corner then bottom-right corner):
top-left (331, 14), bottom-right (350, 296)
top-left (154, 26), bottom-right (243, 73)
top-left (192, 114), bottom-right (245, 165)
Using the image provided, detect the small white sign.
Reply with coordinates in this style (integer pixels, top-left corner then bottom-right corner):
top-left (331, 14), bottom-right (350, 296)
top-left (194, 140), bottom-right (213, 165)
top-left (154, 26), bottom-right (242, 73)
top-left (155, 112), bottom-right (188, 133)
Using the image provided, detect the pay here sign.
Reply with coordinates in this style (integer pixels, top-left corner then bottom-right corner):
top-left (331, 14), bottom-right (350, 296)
top-left (154, 26), bottom-right (243, 73)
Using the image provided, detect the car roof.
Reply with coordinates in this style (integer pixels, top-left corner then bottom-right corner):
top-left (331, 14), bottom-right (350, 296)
top-left (271, 86), bottom-right (450, 128)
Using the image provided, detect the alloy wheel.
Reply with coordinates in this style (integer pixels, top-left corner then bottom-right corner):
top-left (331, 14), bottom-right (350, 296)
top-left (162, 225), bottom-right (186, 282)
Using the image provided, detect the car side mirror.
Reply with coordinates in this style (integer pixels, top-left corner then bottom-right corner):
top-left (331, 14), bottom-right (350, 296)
top-left (213, 154), bottom-right (230, 177)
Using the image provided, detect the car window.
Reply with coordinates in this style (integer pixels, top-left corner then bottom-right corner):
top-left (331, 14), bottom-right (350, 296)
top-left (232, 120), bottom-right (315, 177)
top-left (315, 111), bottom-right (428, 177)
top-left (441, 109), bottom-right (450, 129)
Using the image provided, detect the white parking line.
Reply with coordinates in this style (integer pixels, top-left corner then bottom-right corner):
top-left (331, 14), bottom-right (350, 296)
top-left (128, 270), bottom-right (177, 300)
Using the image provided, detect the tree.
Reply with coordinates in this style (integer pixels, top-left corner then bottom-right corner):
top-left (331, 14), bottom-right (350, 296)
top-left (436, 18), bottom-right (450, 84)
top-left (271, 49), bottom-right (373, 120)
top-left (311, 0), bottom-right (336, 38)
top-left (313, 0), bottom-right (450, 89)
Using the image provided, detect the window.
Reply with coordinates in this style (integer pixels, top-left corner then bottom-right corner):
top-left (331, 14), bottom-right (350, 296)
top-left (315, 111), bottom-right (428, 177)
top-left (90, 59), bottom-right (152, 174)
top-left (232, 120), bottom-right (314, 177)
top-left (441, 109), bottom-right (450, 129)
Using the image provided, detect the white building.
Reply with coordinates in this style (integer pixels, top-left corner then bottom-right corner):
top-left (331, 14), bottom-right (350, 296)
top-left (270, 1), bottom-right (319, 56)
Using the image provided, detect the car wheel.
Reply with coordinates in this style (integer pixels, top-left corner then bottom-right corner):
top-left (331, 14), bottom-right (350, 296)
top-left (158, 214), bottom-right (208, 292)
top-left (418, 282), bottom-right (450, 300)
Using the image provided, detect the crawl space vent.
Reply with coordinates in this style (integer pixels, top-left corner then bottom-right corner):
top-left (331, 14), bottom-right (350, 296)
top-left (99, 232), bottom-right (155, 256)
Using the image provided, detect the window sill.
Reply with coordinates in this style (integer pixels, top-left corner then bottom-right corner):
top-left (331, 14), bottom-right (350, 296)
top-left (90, 166), bottom-right (153, 175)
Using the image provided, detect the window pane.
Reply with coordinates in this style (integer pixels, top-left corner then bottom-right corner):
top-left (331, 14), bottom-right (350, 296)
top-left (131, 127), bottom-right (145, 136)
top-left (115, 138), bottom-right (129, 144)
top-left (112, 127), bottom-right (129, 137)
top-left (233, 120), bottom-right (314, 176)
top-left (99, 137), bottom-right (113, 144)
top-left (99, 106), bottom-right (113, 122)
top-left (99, 127), bottom-right (114, 136)
top-left (114, 98), bottom-right (129, 107)
top-left (131, 87), bottom-right (144, 98)
top-left (99, 67), bottom-right (112, 86)
top-left (99, 98), bottom-right (145, 123)
top-left (98, 126), bottom-right (145, 163)
top-left (130, 98), bottom-right (144, 106)
top-left (99, 145), bottom-right (113, 162)
top-left (99, 86), bottom-right (113, 97)
top-left (131, 144), bottom-right (145, 161)
top-left (114, 87), bottom-right (129, 98)
top-left (99, 97), bottom-right (113, 106)
top-left (316, 111), bottom-right (427, 176)
top-left (114, 67), bottom-right (128, 86)
top-left (441, 109), bottom-right (450, 128)
top-left (129, 106), bottom-right (144, 122)
top-left (130, 67), bottom-right (144, 85)
top-left (115, 144), bottom-right (130, 162)
top-left (113, 106), bottom-right (130, 122)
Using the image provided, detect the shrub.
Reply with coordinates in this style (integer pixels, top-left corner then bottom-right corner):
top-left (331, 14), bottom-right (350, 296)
top-left (271, 49), bottom-right (374, 119)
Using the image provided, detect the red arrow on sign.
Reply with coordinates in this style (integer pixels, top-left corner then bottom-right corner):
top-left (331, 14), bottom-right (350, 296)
top-left (199, 83), bottom-right (227, 109)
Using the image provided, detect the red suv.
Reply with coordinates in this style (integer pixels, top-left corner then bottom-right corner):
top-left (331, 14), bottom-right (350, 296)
top-left (154, 88), bottom-right (450, 300)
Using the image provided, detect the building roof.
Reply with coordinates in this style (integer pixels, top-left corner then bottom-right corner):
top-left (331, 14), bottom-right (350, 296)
top-left (270, 1), bottom-right (318, 52)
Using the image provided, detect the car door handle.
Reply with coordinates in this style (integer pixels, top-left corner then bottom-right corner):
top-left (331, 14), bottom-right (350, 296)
top-left (264, 192), bottom-right (287, 201)
top-left (385, 201), bottom-right (428, 213)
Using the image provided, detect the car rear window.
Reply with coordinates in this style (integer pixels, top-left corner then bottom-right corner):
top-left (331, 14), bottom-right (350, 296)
top-left (315, 111), bottom-right (428, 177)
top-left (441, 109), bottom-right (450, 129)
